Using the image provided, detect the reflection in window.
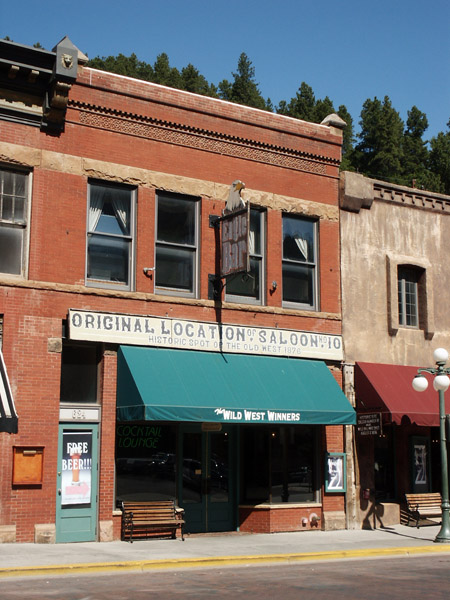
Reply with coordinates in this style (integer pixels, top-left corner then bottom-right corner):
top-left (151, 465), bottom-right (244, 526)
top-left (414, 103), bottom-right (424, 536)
top-left (241, 425), bottom-right (317, 503)
top-left (115, 422), bottom-right (177, 504)
top-left (282, 215), bottom-right (317, 309)
top-left (225, 209), bottom-right (265, 304)
top-left (0, 167), bottom-right (29, 276)
top-left (155, 192), bottom-right (199, 297)
top-left (86, 182), bottom-right (135, 290)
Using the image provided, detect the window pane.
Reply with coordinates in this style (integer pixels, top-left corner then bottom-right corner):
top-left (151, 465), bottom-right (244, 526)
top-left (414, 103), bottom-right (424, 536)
top-left (60, 344), bottom-right (99, 403)
top-left (90, 185), bottom-right (131, 236)
top-left (282, 262), bottom-right (314, 306)
top-left (0, 226), bottom-right (23, 274)
top-left (157, 195), bottom-right (196, 246)
top-left (249, 210), bottom-right (261, 255)
top-left (283, 216), bottom-right (315, 263)
top-left (155, 245), bottom-right (194, 292)
top-left (226, 257), bottom-right (260, 299)
top-left (2, 170), bottom-right (15, 196)
top-left (116, 423), bottom-right (177, 504)
top-left (2, 196), bottom-right (13, 221)
top-left (271, 426), bottom-right (315, 503)
top-left (87, 234), bottom-right (130, 283)
top-left (398, 267), bottom-right (419, 327)
top-left (241, 427), bottom-right (270, 503)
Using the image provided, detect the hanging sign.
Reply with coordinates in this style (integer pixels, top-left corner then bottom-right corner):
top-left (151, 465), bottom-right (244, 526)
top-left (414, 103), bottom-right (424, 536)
top-left (220, 204), bottom-right (250, 277)
top-left (61, 431), bottom-right (93, 505)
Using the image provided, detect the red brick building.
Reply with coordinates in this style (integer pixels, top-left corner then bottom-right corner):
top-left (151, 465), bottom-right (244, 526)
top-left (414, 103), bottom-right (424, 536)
top-left (0, 38), bottom-right (354, 543)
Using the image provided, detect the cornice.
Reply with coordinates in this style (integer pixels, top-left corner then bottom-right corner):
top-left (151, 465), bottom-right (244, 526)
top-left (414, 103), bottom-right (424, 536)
top-left (70, 100), bottom-right (340, 176)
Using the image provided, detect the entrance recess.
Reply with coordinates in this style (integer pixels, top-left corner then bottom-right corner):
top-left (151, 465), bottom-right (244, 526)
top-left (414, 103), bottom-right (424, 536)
top-left (179, 424), bottom-right (235, 533)
top-left (56, 424), bottom-right (99, 542)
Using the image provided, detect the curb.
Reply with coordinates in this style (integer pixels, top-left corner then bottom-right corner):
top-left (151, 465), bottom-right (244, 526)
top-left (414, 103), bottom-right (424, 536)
top-left (1, 545), bottom-right (450, 578)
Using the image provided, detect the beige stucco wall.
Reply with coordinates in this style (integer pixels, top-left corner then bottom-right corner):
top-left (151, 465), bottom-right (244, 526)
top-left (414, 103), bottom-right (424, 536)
top-left (340, 173), bottom-right (450, 366)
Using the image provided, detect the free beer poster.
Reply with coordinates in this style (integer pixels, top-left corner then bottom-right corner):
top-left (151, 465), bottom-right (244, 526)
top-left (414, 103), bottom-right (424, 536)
top-left (61, 431), bottom-right (92, 505)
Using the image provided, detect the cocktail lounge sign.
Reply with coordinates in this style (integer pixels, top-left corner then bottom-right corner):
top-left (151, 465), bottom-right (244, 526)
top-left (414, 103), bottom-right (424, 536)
top-left (68, 309), bottom-right (343, 360)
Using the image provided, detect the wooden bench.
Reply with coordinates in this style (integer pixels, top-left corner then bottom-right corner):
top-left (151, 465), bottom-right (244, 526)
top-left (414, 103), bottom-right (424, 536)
top-left (405, 493), bottom-right (442, 528)
top-left (121, 500), bottom-right (185, 542)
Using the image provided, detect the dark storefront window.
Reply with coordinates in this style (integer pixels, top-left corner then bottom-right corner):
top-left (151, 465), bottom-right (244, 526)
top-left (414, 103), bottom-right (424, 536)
top-left (60, 342), bottom-right (101, 403)
top-left (241, 425), bottom-right (317, 503)
top-left (115, 422), bottom-right (177, 504)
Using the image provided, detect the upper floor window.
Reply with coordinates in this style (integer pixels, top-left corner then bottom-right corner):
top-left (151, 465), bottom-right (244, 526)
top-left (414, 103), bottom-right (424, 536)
top-left (0, 167), bottom-right (29, 276)
top-left (86, 182), bottom-right (135, 291)
top-left (398, 266), bottom-right (421, 327)
top-left (225, 208), bottom-right (265, 305)
top-left (282, 214), bottom-right (318, 309)
top-left (155, 192), bottom-right (199, 297)
top-left (60, 342), bottom-right (101, 404)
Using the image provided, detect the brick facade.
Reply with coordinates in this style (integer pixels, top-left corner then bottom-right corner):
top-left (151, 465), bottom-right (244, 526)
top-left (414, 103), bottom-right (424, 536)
top-left (0, 40), bottom-right (350, 542)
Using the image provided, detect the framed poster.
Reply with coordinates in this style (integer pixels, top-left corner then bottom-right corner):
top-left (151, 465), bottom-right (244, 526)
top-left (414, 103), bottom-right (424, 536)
top-left (325, 452), bottom-right (346, 493)
top-left (410, 436), bottom-right (430, 493)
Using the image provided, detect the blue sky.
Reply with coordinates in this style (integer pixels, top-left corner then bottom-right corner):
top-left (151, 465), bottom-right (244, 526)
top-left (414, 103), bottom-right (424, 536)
top-left (2, 0), bottom-right (449, 139)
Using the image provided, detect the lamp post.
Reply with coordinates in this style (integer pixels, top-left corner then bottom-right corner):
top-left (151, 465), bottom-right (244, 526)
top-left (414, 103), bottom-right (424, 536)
top-left (412, 348), bottom-right (450, 543)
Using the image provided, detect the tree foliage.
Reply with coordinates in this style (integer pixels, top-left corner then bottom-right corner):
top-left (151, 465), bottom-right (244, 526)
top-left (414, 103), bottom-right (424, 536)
top-left (218, 53), bottom-right (270, 110)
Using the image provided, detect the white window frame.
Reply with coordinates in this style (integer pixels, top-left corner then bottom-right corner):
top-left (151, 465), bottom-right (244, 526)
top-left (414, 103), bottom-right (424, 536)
top-left (282, 214), bottom-right (318, 310)
top-left (154, 191), bottom-right (200, 299)
top-left (0, 166), bottom-right (32, 278)
top-left (225, 208), bottom-right (265, 305)
top-left (85, 181), bottom-right (136, 292)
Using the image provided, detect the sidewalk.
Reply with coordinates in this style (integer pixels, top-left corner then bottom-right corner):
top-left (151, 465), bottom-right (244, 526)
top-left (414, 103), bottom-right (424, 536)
top-left (1, 523), bottom-right (450, 578)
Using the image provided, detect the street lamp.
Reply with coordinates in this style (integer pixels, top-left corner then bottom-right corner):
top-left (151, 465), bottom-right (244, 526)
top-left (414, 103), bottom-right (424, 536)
top-left (412, 348), bottom-right (450, 543)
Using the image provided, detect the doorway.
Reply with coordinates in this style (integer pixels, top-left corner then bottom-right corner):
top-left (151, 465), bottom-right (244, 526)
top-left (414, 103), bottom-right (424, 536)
top-left (56, 424), bottom-right (99, 542)
top-left (179, 424), bottom-right (236, 533)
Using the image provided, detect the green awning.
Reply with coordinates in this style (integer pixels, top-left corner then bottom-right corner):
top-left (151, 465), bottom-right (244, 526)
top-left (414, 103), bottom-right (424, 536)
top-left (117, 346), bottom-right (355, 425)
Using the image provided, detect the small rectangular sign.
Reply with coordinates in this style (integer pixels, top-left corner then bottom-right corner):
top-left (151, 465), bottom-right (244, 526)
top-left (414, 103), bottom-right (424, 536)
top-left (357, 413), bottom-right (382, 436)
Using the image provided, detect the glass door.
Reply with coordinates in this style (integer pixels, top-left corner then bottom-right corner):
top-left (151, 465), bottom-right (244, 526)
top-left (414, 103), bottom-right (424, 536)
top-left (179, 425), bottom-right (235, 533)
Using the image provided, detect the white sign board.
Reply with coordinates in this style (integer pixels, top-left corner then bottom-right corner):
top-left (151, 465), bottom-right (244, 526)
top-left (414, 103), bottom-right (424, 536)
top-left (68, 310), bottom-right (343, 361)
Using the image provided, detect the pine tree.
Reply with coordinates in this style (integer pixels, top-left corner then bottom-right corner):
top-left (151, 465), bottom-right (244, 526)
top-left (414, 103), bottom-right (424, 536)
top-left (429, 120), bottom-right (450, 194)
top-left (354, 96), bottom-right (404, 181)
top-left (152, 53), bottom-right (182, 89)
top-left (218, 53), bottom-right (269, 111)
top-left (180, 64), bottom-right (218, 97)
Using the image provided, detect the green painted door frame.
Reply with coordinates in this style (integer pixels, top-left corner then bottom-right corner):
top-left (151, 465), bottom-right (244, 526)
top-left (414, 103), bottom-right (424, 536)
top-left (56, 423), bottom-right (99, 543)
top-left (178, 424), bottom-right (237, 533)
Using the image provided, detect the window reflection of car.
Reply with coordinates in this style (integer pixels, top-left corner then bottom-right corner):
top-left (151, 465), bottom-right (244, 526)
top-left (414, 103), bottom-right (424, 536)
top-left (150, 452), bottom-right (175, 477)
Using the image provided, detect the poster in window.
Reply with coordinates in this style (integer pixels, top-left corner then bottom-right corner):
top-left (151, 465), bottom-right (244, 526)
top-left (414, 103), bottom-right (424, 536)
top-left (325, 453), bottom-right (346, 493)
top-left (61, 431), bottom-right (92, 505)
top-left (414, 444), bottom-right (427, 485)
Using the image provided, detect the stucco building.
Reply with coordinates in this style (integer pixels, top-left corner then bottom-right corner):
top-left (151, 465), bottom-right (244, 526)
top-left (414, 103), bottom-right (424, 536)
top-left (340, 171), bottom-right (450, 528)
top-left (0, 38), bottom-right (354, 543)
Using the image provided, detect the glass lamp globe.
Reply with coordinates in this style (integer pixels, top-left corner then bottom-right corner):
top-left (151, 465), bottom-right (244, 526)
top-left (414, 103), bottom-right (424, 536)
top-left (433, 375), bottom-right (450, 392)
top-left (412, 376), bottom-right (429, 392)
top-left (433, 348), bottom-right (449, 364)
